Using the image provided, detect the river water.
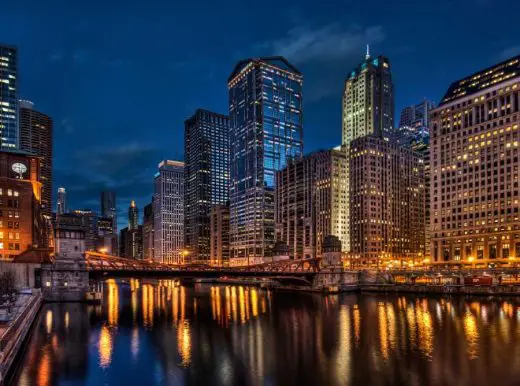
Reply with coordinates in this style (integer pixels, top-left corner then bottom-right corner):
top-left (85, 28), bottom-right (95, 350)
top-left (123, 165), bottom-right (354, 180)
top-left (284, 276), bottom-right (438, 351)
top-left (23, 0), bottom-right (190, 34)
top-left (11, 279), bottom-right (520, 385)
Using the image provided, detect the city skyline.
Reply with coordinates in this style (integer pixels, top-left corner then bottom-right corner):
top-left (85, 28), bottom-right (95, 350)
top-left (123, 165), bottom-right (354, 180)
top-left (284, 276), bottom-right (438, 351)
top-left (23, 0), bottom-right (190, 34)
top-left (3, 0), bottom-right (519, 223)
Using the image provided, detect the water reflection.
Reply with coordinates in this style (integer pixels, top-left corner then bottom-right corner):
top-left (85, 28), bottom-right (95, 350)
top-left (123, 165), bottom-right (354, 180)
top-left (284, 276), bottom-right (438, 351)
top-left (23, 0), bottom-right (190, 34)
top-left (13, 280), bottom-right (520, 386)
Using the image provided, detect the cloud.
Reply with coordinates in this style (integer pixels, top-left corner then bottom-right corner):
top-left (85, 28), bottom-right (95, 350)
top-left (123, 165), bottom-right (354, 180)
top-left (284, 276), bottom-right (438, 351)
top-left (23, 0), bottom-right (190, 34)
top-left (500, 46), bottom-right (520, 60)
top-left (262, 24), bottom-right (385, 64)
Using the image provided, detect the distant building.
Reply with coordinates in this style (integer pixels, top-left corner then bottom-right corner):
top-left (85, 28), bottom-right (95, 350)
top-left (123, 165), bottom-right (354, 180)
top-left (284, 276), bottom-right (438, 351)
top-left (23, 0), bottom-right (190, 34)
top-left (349, 135), bottom-right (425, 267)
top-left (430, 55), bottom-right (520, 264)
top-left (100, 190), bottom-right (117, 232)
top-left (71, 209), bottom-right (98, 252)
top-left (119, 227), bottom-right (128, 257)
top-left (399, 99), bottom-right (435, 130)
top-left (322, 235), bottom-right (342, 266)
top-left (142, 201), bottom-right (154, 260)
top-left (96, 216), bottom-right (117, 255)
top-left (342, 49), bottom-right (394, 253)
top-left (19, 100), bottom-right (53, 220)
top-left (57, 187), bottom-right (67, 214)
top-left (154, 160), bottom-right (184, 264)
top-left (0, 150), bottom-right (44, 259)
top-left (127, 200), bottom-right (138, 231)
top-left (275, 147), bottom-right (348, 259)
top-left (0, 45), bottom-right (19, 149)
top-left (121, 225), bottom-right (142, 260)
top-left (184, 109), bottom-right (229, 262)
top-left (228, 56), bottom-right (303, 265)
top-left (209, 204), bottom-right (230, 266)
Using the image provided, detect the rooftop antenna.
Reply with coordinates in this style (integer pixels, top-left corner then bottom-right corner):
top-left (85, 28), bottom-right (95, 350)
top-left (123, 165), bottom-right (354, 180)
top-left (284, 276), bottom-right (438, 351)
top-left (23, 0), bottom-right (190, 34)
top-left (365, 44), bottom-right (370, 60)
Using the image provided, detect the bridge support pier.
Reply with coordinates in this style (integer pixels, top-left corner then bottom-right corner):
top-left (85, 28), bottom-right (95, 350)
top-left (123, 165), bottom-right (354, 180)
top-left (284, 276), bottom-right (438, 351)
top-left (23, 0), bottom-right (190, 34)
top-left (41, 260), bottom-right (90, 302)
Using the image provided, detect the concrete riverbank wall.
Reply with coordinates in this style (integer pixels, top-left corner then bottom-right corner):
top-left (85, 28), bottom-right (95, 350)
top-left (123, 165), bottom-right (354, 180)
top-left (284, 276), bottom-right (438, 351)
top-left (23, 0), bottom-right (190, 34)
top-left (0, 291), bottom-right (42, 385)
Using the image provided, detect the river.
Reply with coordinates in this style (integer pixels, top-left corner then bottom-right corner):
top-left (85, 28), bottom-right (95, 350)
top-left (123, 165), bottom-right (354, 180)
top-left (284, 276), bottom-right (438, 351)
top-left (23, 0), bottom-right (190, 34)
top-left (10, 279), bottom-right (520, 385)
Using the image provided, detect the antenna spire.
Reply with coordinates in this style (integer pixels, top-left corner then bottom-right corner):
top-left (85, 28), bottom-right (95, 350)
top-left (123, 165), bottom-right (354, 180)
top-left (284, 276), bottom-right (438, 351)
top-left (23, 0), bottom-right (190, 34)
top-left (365, 44), bottom-right (370, 60)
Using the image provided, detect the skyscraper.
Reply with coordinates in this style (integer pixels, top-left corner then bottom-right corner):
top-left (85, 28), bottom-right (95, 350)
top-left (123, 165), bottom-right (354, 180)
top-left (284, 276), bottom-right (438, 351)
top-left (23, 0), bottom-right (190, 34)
top-left (154, 160), bottom-right (184, 264)
top-left (399, 99), bottom-right (435, 129)
top-left (349, 135), bottom-right (425, 267)
top-left (342, 48), bottom-right (394, 145)
top-left (100, 190), bottom-right (117, 231)
top-left (342, 49), bottom-right (394, 252)
top-left (57, 187), bottom-right (67, 215)
top-left (0, 45), bottom-right (19, 150)
top-left (19, 100), bottom-right (53, 219)
top-left (128, 200), bottom-right (138, 230)
top-left (210, 204), bottom-right (230, 266)
top-left (430, 55), bottom-right (520, 264)
top-left (228, 57), bottom-right (303, 265)
top-left (72, 209), bottom-right (98, 252)
top-left (142, 201), bottom-right (154, 260)
top-left (275, 146), bottom-right (348, 259)
top-left (184, 109), bottom-right (229, 262)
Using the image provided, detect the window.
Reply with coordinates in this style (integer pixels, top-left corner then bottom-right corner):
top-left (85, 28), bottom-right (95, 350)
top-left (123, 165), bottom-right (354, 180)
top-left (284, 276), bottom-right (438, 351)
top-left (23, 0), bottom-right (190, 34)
top-left (7, 189), bottom-right (12, 197)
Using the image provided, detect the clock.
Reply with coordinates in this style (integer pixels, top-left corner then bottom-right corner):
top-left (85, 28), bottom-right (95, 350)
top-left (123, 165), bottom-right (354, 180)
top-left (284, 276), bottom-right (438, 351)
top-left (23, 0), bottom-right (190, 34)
top-left (12, 162), bottom-right (27, 177)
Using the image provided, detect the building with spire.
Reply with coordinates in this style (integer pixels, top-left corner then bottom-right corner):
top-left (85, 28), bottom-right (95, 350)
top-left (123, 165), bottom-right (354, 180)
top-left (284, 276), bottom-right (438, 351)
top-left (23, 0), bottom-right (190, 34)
top-left (128, 200), bottom-right (138, 230)
top-left (341, 48), bottom-right (394, 253)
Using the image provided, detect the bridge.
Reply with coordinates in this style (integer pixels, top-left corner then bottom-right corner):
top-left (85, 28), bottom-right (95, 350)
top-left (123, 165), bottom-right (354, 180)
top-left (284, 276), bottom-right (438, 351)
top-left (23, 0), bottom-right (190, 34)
top-left (83, 252), bottom-right (322, 279)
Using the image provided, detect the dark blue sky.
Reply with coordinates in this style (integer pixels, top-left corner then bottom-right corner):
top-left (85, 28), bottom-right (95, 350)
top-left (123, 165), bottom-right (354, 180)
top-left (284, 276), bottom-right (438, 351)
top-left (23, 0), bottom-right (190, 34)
top-left (3, 0), bottom-right (520, 229)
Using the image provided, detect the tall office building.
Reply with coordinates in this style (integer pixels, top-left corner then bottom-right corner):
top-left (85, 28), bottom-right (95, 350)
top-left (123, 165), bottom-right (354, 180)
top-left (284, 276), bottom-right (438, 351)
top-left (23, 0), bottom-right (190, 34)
top-left (399, 99), bottom-right (435, 130)
top-left (97, 216), bottom-right (117, 255)
top-left (228, 56), bottom-right (303, 265)
top-left (342, 49), bottom-right (394, 253)
top-left (57, 187), bottom-right (67, 214)
top-left (349, 135), bottom-right (425, 267)
top-left (100, 190), bottom-right (117, 231)
top-left (142, 201), bottom-right (154, 260)
top-left (275, 146), bottom-right (348, 259)
top-left (71, 209), bottom-right (98, 251)
top-left (210, 204), bottom-right (230, 266)
top-left (128, 200), bottom-right (138, 230)
top-left (0, 45), bottom-right (19, 149)
top-left (184, 109), bottom-right (229, 262)
top-left (342, 48), bottom-right (394, 145)
top-left (154, 160), bottom-right (184, 264)
top-left (19, 100), bottom-right (53, 219)
top-left (430, 55), bottom-right (520, 264)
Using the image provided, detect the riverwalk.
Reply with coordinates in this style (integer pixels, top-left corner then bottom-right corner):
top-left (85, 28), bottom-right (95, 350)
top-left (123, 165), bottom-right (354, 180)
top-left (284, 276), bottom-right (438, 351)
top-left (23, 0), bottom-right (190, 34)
top-left (0, 290), bottom-right (42, 385)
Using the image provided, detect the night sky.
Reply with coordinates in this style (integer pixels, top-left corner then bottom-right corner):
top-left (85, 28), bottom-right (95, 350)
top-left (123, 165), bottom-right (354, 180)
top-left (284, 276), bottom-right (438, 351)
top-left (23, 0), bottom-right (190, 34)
top-left (2, 0), bottom-right (520, 230)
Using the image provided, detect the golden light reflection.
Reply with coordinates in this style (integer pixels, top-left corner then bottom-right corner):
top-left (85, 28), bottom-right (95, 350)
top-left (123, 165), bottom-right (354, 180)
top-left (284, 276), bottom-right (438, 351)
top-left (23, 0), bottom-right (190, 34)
top-left (417, 303), bottom-right (433, 358)
top-left (107, 279), bottom-right (119, 326)
top-left (177, 320), bottom-right (191, 367)
top-left (378, 303), bottom-right (389, 360)
top-left (45, 310), bottom-right (52, 334)
top-left (98, 325), bottom-right (113, 368)
top-left (64, 311), bottom-right (69, 330)
top-left (37, 346), bottom-right (51, 386)
top-left (335, 307), bottom-right (351, 384)
top-left (251, 288), bottom-right (259, 317)
top-left (231, 286), bottom-right (238, 322)
top-left (463, 311), bottom-right (479, 359)
top-left (142, 284), bottom-right (154, 328)
top-left (353, 305), bottom-right (360, 345)
top-left (239, 286), bottom-right (246, 324)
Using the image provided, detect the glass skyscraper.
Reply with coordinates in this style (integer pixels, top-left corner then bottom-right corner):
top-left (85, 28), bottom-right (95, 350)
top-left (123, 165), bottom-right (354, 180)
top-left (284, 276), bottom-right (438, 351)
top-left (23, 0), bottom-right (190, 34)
top-left (184, 109), bottom-right (229, 263)
top-left (228, 56), bottom-right (303, 265)
top-left (0, 45), bottom-right (19, 149)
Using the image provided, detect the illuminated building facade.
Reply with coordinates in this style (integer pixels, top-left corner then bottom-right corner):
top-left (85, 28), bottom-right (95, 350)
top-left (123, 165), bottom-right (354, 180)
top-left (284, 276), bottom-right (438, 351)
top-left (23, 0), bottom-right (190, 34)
top-left (275, 147), bottom-right (348, 259)
top-left (430, 55), bottom-right (520, 264)
top-left (342, 49), bottom-right (394, 252)
top-left (57, 187), bottom-right (67, 214)
top-left (100, 190), bottom-right (117, 231)
top-left (209, 204), bottom-right (230, 266)
top-left (349, 135), bottom-right (425, 266)
top-left (154, 160), bottom-right (184, 264)
top-left (228, 56), bottom-right (303, 265)
top-left (0, 150), bottom-right (44, 260)
top-left (19, 100), bottom-right (53, 220)
top-left (0, 45), bottom-right (18, 150)
top-left (184, 109), bottom-right (229, 262)
top-left (72, 209), bottom-right (98, 252)
top-left (97, 216), bottom-right (117, 254)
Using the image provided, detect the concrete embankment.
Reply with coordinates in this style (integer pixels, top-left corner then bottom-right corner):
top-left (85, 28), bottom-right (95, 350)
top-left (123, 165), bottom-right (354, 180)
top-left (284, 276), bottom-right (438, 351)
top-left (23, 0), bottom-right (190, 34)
top-left (0, 291), bottom-right (42, 385)
top-left (360, 284), bottom-right (520, 296)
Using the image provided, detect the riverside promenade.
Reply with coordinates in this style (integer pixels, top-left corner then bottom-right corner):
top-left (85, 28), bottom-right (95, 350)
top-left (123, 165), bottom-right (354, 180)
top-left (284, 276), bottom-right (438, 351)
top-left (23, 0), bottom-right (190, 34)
top-left (0, 290), bottom-right (42, 385)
